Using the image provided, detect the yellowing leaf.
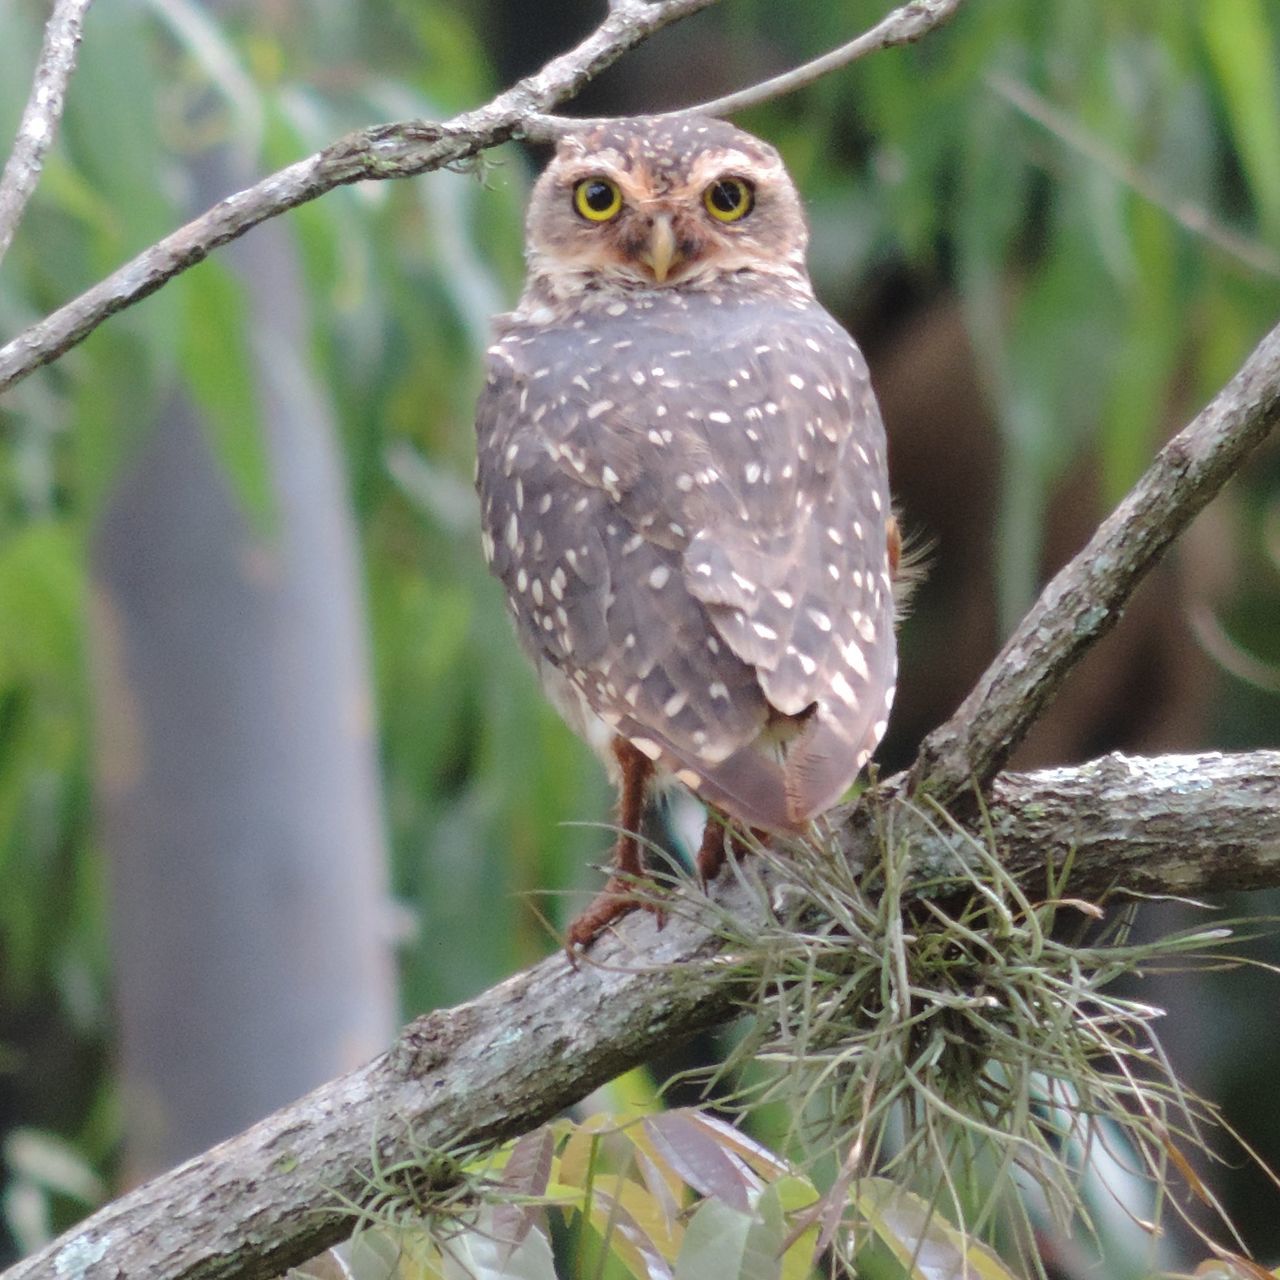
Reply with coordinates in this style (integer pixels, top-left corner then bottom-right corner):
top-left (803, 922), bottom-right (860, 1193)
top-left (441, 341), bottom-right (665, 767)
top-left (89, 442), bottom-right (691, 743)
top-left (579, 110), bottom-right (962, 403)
top-left (558, 1115), bottom-right (615, 1192)
top-left (590, 1172), bottom-right (680, 1260)
top-left (582, 1180), bottom-right (675, 1280)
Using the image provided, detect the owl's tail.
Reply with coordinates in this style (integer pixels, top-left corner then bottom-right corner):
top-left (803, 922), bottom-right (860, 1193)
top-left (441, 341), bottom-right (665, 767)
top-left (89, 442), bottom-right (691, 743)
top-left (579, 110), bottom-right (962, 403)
top-left (637, 699), bottom-right (883, 834)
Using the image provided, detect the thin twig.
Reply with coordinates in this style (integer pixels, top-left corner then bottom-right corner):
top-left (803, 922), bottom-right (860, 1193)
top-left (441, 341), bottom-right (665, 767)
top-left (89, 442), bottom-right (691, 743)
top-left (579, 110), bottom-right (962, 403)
top-left (521, 0), bottom-right (966, 141)
top-left (0, 0), bottom-right (94, 266)
top-left (675, 0), bottom-right (964, 119)
top-left (0, 0), bottom-right (718, 395)
top-left (910, 318), bottom-right (1280, 803)
top-left (989, 72), bottom-right (1280, 282)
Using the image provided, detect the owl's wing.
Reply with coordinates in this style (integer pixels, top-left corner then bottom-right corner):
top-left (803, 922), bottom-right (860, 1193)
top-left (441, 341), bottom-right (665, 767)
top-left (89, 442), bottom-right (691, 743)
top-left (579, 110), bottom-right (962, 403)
top-left (664, 306), bottom-right (896, 821)
top-left (476, 324), bottom-right (773, 786)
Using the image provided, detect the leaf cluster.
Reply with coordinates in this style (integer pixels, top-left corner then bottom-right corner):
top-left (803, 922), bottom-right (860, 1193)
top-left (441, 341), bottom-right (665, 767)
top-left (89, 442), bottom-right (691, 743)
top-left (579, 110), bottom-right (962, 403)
top-left (292, 1108), bottom-right (1013, 1280)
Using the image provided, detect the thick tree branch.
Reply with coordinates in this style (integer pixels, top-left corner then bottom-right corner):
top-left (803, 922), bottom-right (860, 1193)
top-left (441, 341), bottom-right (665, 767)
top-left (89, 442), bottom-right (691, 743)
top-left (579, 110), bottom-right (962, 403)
top-left (888, 750), bottom-right (1280, 897)
top-left (4, 748), bottom-right (1277, 1280)
top-left (0, 0), bottom-right (93, 265)
top-left (0, 0), bottom-right (718, 394)
top-left (910, 316), bottom-right (1280, 803)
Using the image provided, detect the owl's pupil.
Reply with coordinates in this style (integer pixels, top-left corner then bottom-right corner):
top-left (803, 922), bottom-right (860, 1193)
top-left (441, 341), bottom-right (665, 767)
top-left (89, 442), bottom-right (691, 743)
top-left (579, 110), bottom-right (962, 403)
top-left (584, 182), bottom-right (615, 212)
top-left (709, 181), bottom-right (743, 213)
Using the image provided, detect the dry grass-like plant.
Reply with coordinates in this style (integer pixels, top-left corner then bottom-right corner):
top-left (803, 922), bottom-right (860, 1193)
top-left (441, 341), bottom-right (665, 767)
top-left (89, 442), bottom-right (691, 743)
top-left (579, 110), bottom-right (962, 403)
top-left (679, 795), bottom-right (1262, 1274)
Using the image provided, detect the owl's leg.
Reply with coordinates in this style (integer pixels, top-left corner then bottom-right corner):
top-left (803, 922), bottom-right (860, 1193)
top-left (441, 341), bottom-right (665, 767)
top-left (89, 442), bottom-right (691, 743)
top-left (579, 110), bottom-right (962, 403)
top-left (695, 811), bottom-right (731, 885)
top-left (695, 810), bottom-right (767, 885)
top-left (566, 737), bottom-right (657, 950)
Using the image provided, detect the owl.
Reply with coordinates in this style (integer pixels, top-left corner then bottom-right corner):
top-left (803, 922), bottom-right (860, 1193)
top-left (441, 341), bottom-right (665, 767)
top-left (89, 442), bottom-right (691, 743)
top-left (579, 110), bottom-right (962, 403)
top-left (474, 115), bottom-right (897, 949)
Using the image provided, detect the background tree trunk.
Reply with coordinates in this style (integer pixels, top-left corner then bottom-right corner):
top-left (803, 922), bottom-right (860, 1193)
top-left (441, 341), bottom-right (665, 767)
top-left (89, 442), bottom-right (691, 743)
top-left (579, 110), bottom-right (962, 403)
top-left (88, 133), bottom-right (397, 1182)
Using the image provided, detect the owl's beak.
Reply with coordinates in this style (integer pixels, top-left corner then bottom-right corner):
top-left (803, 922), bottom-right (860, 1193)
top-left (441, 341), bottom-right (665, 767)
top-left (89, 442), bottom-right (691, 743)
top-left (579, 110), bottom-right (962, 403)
top-left (640, 215), bottom-right (682, 283)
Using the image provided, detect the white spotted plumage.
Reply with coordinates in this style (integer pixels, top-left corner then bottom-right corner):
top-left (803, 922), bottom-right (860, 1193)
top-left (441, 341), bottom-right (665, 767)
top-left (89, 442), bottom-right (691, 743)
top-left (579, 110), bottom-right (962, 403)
top-left (474, 115), bottom-right (897, 834)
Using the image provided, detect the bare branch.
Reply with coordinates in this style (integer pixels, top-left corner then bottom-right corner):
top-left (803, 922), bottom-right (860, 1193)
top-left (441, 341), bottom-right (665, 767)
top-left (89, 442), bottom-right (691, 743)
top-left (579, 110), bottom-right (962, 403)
top-left (674, 0), bottom-right (963, 120)
top-left (4, 747), bottom-right (1277, 1280)
top-left (0, 0), bottom-right (718, 395)
top-left (910, 317), bottom-right (1280, 803)
top-left (522, 0), bottom-right (966, 141)
top-left (0, 0), bottom-right (94, 266)
top-left (896, 750), bottom-right (1280, 897)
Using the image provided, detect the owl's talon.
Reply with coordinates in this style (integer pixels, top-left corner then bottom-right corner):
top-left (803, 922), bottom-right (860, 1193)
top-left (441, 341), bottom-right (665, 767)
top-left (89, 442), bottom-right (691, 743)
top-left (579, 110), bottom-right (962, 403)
top-left (565, 878), bottom-right (666, 953)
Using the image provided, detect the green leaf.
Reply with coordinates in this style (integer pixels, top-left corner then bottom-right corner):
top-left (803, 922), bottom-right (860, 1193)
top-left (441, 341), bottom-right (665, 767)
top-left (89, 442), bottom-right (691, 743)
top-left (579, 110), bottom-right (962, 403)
top-left (1200, 0), bottom-right (1280, 240)
top-left (855, 1179), bottom-right (1018, 1280)
top-left (0, 525), bottom-right (83, 690)
top-left (440, 1211), bottom-right (558, 1280)
top-left (741, 1185), bottom-right (789, 1280)
top-left (673, 1199), bottom-right (756, 1280)
top-left (774, 1178), bottom-right (821, 1280)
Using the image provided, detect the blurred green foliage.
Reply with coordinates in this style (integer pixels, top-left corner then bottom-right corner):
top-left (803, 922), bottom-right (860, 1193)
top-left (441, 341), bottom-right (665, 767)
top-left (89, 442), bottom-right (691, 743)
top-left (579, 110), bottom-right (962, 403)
top-left (1, 0), bottom-right (1279, 1267)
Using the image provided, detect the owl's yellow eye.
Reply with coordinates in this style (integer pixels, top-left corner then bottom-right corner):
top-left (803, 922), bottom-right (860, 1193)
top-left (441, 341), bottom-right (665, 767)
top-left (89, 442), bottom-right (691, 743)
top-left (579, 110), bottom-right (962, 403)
top-left (574, 177), bottom-right (623, 222)
top-left (704, 178), bottom-right (754, 222)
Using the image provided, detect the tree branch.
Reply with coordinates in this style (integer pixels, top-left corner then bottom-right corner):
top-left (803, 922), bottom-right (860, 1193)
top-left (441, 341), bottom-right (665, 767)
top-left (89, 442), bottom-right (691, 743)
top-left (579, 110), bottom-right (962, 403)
top-left (669, 0), bottom-right (963, 119)
top-left (909, 316), bottom-right (1280, 803)
top-left (0, 0), bottom-right (93, 266)
top-left (0, 0), bottom-right (966, 395)
top-left (521, 0), bottom-right (965, 139)
top-left (892, 750), bottom-right (1280, 897)
top-left (0, 0), bottom-right (718, 394)
top-left (4, 748), bottom-right (1277, 1280)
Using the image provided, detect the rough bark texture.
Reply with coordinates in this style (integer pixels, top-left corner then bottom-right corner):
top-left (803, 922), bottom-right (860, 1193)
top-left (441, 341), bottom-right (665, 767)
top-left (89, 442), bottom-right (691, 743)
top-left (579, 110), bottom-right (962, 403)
top-left (5, 749), bottom-right (1279, 1280)
top-left (876, 750), bottom-right (1280, 896)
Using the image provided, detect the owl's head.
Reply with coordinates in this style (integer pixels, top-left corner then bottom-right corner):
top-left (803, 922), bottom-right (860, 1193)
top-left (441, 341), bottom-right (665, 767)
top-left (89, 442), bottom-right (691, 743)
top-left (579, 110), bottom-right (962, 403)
top-left (524, 116), bottom-right (810, 300)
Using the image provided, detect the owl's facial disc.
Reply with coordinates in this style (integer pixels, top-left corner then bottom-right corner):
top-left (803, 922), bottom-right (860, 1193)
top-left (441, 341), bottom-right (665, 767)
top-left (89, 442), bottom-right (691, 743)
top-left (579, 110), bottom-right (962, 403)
top-left (565, 174), bottom-right (717, 285)
top-left (524, 116), bottom-right (811, 300)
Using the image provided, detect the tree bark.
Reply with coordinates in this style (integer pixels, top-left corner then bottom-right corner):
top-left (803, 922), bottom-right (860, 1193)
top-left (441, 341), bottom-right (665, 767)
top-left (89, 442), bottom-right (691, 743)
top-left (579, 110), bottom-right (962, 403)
top-left (5, 748), bottom-right (1278, 1280)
